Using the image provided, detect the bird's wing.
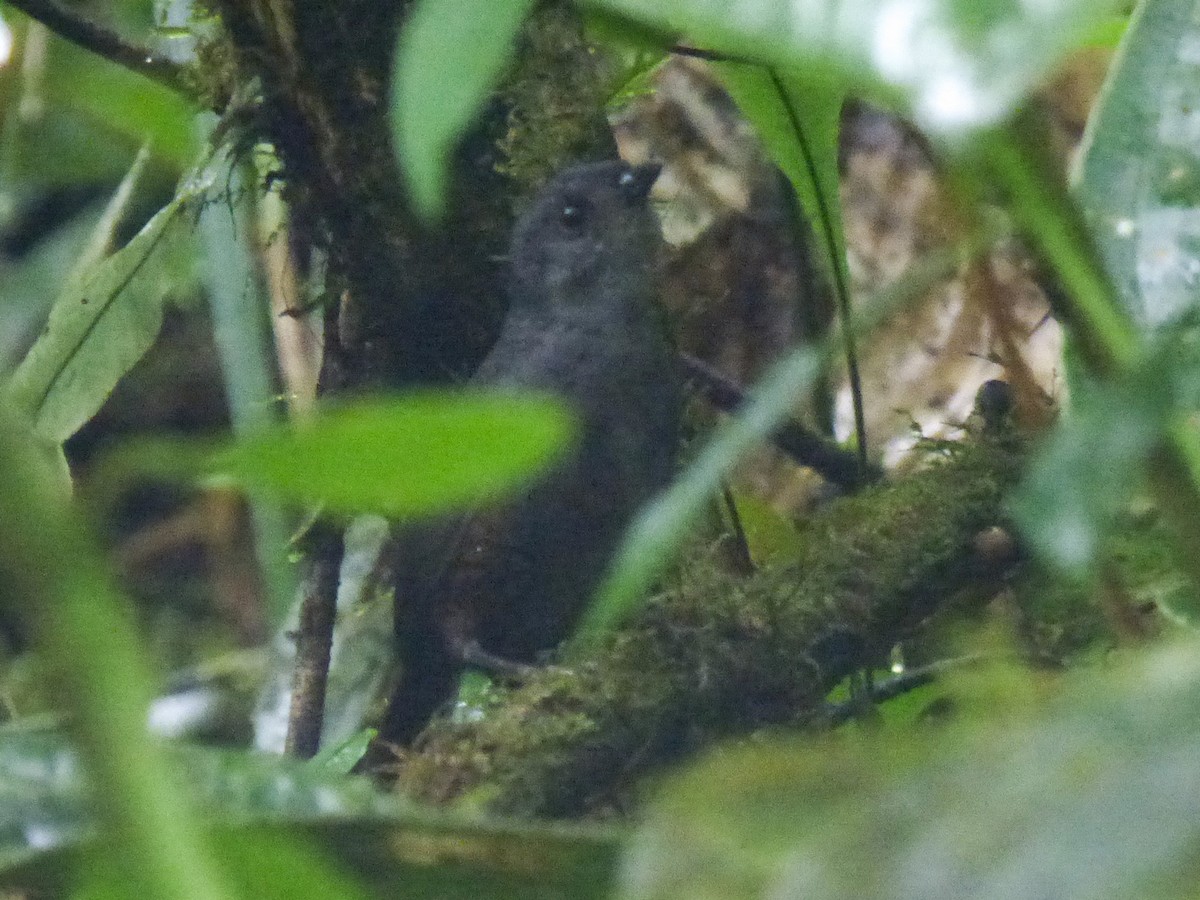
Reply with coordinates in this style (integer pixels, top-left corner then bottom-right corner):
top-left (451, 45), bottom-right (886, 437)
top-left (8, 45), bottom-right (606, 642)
top-left (394, 502), bottom-right (531, 655)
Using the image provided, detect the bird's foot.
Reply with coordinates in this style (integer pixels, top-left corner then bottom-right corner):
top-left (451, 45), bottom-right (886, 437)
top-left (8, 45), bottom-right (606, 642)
top-left (457, 640), bottom-right (540, 681)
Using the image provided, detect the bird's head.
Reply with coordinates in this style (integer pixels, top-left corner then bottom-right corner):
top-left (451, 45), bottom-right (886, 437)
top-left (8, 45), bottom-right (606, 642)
top-left (508, 160), bottom-right (663, 310)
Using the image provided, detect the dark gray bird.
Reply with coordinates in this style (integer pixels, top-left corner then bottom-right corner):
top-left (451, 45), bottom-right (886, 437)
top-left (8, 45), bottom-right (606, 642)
top-left (383, 160), bottom-right (683, 743)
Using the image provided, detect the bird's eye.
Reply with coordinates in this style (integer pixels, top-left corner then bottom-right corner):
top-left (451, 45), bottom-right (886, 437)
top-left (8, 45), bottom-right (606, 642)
top-left (559, 198), bottom-right (589, 229)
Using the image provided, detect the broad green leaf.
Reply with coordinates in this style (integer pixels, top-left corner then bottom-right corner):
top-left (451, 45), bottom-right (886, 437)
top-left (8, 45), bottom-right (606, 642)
top-left (1007, 0), bottom-right (1200, 579)
top-left (1008, 314), bottom-right (1200, 589)
top-left (75, 831), bottom-right (373, 900)
top-left (1009, 369), bottom-right (1166, 571)
top-left (622, 645), bottom-right (1200, 900)
top-left (20, 820), bottom-right (620, 900)
top-left (391, 0), bottom-right (537, 219)
top-left (0, 406), bottom-right (235, 900)
top-left (45, 38), bottom-right (195, 168)
top-left (713, 65), bottom-right (864, 448)
top-left (586, 0), bottom-right (1121, 143)
top-left (730, 491), bottom-right (804, 565)
top-left (67, 143), bottom-right (154, 295)
top-left (1076, 0), bottom-right (1200, 328)
top-left (713, 63), bottom-right (846, 291)
top-left (309, 729), bottom-right (377, 776)
top-left (0, 139), bottom-right (151, 371)
top-left (942, 1), bottom-right (1200, 597)
top-left (0, 207), bottom-right (102, 371)
top-left (0, 23), bottom-right (191, 188)
top-left (217, 394), bottom-right (574, 515)
top-left (196, 136), bottom-right (296, 624)
top-left (1082, 14), bottom-right (1131, 50)
top-left (3, 159), bottom-right (211, 445)
top-left (2, 109), bottom-right (152, 189)
top-left (0, 730), bottom-right (621, 900)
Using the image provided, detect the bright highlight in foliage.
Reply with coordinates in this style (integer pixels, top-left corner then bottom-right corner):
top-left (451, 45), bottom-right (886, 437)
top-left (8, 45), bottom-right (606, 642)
top-left (587, 0), bottom-right (1122, 141)
top-left (214, 392), bottom-right (575, 517)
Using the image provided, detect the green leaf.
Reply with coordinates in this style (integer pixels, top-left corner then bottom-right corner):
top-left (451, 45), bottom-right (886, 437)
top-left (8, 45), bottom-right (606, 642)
top-left (621, 646), bottom-right (1200, 900)
top-left (3, 156), bottom-right (211, 445)
top-left (309, 729), bottom-right (377, 776)
top-left (729, 492), bottom-right (804, 565)
top-left (1081, 14), bottom-right (1131, 50)
top-left (45, 38), bottom-right (195, 169)
top-left (586, 0), bottom-right (1121, 143)
top-left (1009, 369), bottom-right (1166, 571)
top-left (1075, 0), bottom-right (1200, 328)
top-left (75, 831), bottom-right (374, 900)
top-left (0, 27), bottom-right (193, 188)
top-left (216, 393), bottom-right (574, 516)
top-left (0, 730), bottom-right (621, 900)
top-left (712, 64), bottom-right (864, 448)
top-left (713, 64), bottom-right (845, 290)
top-left (0, 207), bottom-right (103, 372)
top-left (391, 0), bottom-right (537, 220)
top-left (67, 143), bottom-right (155, 295)
top-left (0, 407), bottom-right (235, 900)
top-left (1010, 315), bottom-right (1200, 578)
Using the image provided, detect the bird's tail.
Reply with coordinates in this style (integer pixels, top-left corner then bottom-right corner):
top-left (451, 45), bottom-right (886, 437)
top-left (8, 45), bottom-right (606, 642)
top-left (380, 631), bottom-right (461, 746)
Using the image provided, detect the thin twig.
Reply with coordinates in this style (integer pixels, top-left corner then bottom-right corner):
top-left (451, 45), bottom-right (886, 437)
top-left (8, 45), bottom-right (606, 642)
top-left (718, 480), bottom-right (756, 573)
top-left (285, 522), bottom-right (343, 759)
top-left (5, 0), bottom-right (191, 96)
top-left (670, 44), bottom-right (755, 65)
top-left (824, 653), bottom-right (994, 725)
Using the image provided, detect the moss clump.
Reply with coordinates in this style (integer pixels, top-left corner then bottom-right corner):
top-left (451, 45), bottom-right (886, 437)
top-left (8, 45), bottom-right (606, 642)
top-left (395, 437), bottom-right (1025, 818)
top-left (497, 7), bottom-right (619, 204)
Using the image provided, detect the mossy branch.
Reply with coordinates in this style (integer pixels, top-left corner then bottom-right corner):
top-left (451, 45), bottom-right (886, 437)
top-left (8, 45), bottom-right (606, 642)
top-left (396, 435), bottom-right (1025, 817)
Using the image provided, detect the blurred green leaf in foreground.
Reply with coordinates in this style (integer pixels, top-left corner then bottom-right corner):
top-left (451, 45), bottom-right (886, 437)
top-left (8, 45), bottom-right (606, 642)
top-left (108, 392), bottom-right (576, 519)
top-left (623, 644), bottom-right (1200, 900)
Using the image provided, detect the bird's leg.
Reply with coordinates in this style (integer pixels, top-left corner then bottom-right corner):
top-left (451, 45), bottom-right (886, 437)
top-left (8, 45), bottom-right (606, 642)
top-left (441, 603), bottom-right (542, 680)
top-left (453, 638), bottom-right (541, 681)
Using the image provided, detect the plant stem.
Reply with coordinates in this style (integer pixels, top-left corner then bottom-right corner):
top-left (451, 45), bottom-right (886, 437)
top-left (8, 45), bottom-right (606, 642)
top-left (5, 0), bottom-right (191, 95)
top-left (0, 409), bottom-right (234, 900)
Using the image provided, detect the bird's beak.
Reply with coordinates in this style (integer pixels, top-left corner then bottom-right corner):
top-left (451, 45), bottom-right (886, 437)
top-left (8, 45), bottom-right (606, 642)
top-left (618, 162), bottom-right (663, 204)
